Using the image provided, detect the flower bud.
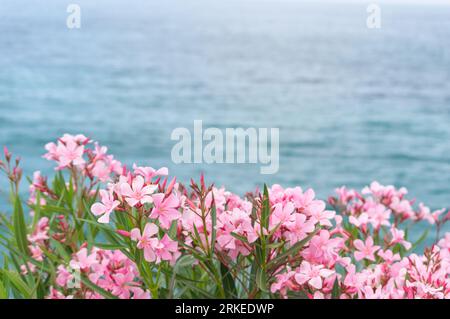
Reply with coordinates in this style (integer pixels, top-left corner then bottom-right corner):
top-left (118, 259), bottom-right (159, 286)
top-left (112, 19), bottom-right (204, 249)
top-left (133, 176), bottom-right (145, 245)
top-left (165, 177), bottom-right (177, 196)
top-left (116, 229), bottom-right (131, 238)
top-left (3, 146), bottom-right (11, 162)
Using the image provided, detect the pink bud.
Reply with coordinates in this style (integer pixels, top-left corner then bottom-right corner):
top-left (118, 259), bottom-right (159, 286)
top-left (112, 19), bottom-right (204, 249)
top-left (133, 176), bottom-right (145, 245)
top-left (186, 198), bottom-right (197, 211)
top-left (116, 230), bottom-right (131, 238)
top-left (328, 197), bottom-right (337, 206)
top-left (200, 173), bottom-right (205, 190)
top-left (165, 177), bottom-right (177, 196)
top-left (3, 146), bottom-right (11, 161)
top-left (444, 210), bottom-right (450, 222)
top-left (161, 177), bottom-right (167, 190)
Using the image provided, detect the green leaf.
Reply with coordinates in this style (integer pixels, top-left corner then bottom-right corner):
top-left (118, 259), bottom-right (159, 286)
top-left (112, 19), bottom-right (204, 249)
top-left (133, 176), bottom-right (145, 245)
top-left (168, 220), bottom-right (178, 239)
top-left (50, 239), bottom-right (71, 262)
top-left (31, 191), bottom-right (41, 229)
top-left (80, 276), bottom-right (118, 299)
top-left (256, 269), bottom-right (268, 293)
top-left (331, 277), bottom-right (340, 299)
top-left (286, 290), bottom-right (309, 299)
top-left (411, 228), bottom-right (429, 252)
top-left (261, 184), bottom-right (270, 230)
top-left (40, 205), bottom-right (71, 215)
top-left (210, 199), bottom-right (217, 256)
top-left (0, 270), bottom-right (33, 298)
top-left (220, 263), bottom-right (237, 298)
top-left (92, 243), bottom-right (124, 250)
top-left (230, 232), bottom-right (248, 244)
top-left (267, 228), bottom-right (319, 270)
top-left (115, 208), bottom-right (132, 231)
top-left (175, 255), bottom-right (197, 271)
top-left (168, 255), bottom-right (197, 298)
top-left (0, 278), bottom-right (8, 299)
top-left (12, 195), bottom-right (29, 256)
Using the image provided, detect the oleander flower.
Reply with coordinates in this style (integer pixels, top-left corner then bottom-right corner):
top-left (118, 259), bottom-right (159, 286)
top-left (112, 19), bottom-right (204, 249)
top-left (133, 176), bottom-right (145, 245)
top-left (130, 223), bottom-right (160, 262)
top-left (91, 189), bottom-right (120, 223)
top-left (120, 176), bottom-right (157, 207)
top-left (353, 237), bottom-right (380, 262)
top-left (69, 247), bottom-right (98, 271)
top-left (150, 193), bottom-right (181, 229)
top-left (216, 208), bottom-right (258, 259)
top-left (294, 261), bottom-right (335, 290)
top-left (55, 139), bottom-right (86, 169)
top-left (133, 164), bottom-right (168, 183)
top-left (5, 134), bottom-right (450, 300)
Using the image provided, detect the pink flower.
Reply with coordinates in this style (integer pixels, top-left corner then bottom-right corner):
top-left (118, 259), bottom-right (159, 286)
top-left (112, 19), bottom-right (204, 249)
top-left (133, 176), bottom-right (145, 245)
top-left (390, 227), bottom-right (411, 250)
top-left (120, 176), bottom-right (157, 207)
top-left (301, 230), bottom-right (343, 266)
top-left (60, 133), bottom-right (90, 144)
top-left (48, 287), bottom-right (74, 299)
top-left (343, 264), bottom-right (365, 291)
top-left (20, 262), bottom-right (37, 275)
top-left (43, 142), bottom-right (59, 161)
top-left (294, 188), bottom-right (316, 209)
top-left (285, 213), bottom-right (315, 244)
top-left (133, 165), bottom-right (168, 183)
top-left (130, 287), bottom-right (152, 299)
top-left (110, 272), bottom-right (136, 299)
top-left (51, 247), bottom-right (150, 299)
top-left (309, 204), bottom-right (335, 227)
top-left (130, 224), bottom-right (180, 264)
top-left (335, 186), bottom-right (357, 205)
top-left (438, 233), bottom-right (450, 250)
top-left (56, 265), bottom-right (73, 287)
top-left (378, 249), bottom-right (400, 263)
top-left (29, 245), bottom-right (44, 261)
top-left (270, 202), bottom-right (295, 228)
top-left (93, 143), bottom-right (108, 161)
top-left (55, 139), bottom-right (85, 169)
top-left (349, 213), bottom-right (369, 228)
top-left (367, 204), bottom-right (391, 229)
top-left (271, 271), bottom-right (296, 297)
top-left (294, 261), bottom-right (334, 290)
top-left (91, 189), bottom-right (120, 223)
top-left (70, 248), bottom-right (98, 270)
top-left (361, 286), bottom-right (383, 299)
top-left (354, 237), bottom-right (380, 262)
top-left (27, 217), bottom-right (49, 244)
top-left (153, 234), bottom-right (180, 265)
top-left (216, 208), bottom-right (258, 259)
top-left (130, 223), bottom-right (160, 262)
top-left (91, 161), bottom-right (111, 182)
top-left (150, 193), bottom-right (181, 229)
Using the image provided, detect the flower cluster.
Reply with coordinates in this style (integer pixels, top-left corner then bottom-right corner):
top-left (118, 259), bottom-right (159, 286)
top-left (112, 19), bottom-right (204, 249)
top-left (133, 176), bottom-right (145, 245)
top-left (269, 184), bottom-right (450, 299)
top-left (1, 134), bottom-right (448, 299)
top-left (44, 133), bottom-right (122, 183)
top-left (51, 247), bottom-right (150, 299)
top-left (21, 217), bottom-right (50, 274)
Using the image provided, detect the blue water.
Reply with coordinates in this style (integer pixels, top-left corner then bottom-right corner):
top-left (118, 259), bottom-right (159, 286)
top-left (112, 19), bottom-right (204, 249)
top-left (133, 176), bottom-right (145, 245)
top-left (0, 0), bottom-right (449, 233)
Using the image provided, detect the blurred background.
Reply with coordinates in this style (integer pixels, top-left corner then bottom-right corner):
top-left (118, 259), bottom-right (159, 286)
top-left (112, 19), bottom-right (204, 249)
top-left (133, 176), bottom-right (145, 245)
top-left (0, 0), bottom-right (449, 224)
